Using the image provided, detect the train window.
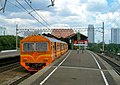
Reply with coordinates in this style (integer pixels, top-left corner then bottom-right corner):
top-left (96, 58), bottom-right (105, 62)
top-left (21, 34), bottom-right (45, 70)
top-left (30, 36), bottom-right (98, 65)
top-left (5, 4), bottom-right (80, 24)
top-left (23, 43), bottom-right (34, 52)
top-left (54, 42), bottom-right (56, 50)
top-left (57, 44), bottom-right (60, 50)
top-left (36, 42), bottom-right (48, 51)
top-left (62, 44), bottom-right (64, 49)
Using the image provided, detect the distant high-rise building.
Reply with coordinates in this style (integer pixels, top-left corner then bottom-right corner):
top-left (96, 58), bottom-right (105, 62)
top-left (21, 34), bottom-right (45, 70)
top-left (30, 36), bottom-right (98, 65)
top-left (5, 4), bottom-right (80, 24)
top-left (88, 24), bottom-right (94, 43)
top-left (111, 28), bottom-right (120, 44)
top-left (0, 26), bottom-right (6, 35)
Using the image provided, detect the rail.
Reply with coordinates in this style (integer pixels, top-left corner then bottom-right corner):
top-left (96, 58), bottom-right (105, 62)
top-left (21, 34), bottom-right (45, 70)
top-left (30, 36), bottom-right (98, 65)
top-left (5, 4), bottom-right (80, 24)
top-left (105, 52), bottom-right (120, 61)
top-left (97, 53), bottom-right (120, 75)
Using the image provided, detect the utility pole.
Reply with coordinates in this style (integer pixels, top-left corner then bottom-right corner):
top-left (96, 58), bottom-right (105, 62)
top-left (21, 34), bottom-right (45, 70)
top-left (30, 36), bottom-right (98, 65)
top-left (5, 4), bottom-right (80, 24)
top-left (16, 24), bottom-right (18, 50)
top-left (102, 22), bottom-right (104, 53)
top-left (77, 30), bottom-right (80, 50)
top-left (4, 30), bottom-right (5, 36)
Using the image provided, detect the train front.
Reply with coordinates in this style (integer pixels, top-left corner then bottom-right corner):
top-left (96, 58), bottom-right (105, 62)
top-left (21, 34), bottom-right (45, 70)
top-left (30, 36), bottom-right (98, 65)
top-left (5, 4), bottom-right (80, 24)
top-left (20, 35), bottom-right (52, 72)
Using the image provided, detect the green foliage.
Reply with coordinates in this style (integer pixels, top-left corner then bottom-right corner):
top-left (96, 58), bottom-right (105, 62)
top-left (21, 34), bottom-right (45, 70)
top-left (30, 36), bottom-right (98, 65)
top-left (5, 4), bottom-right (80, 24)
top-left (105, 43), bottom-right (120, 53)
top-left (0, 35), bottom-right (23, 51)
top-left (88, 43), bottom-right (120, 54)
top-left (88, 43), bottom-right (101, 52)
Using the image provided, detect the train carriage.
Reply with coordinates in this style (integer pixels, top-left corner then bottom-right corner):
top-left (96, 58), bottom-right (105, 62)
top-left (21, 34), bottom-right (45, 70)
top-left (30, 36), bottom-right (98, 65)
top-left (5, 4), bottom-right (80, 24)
top-left (20, 35), bottom-right (68, 71)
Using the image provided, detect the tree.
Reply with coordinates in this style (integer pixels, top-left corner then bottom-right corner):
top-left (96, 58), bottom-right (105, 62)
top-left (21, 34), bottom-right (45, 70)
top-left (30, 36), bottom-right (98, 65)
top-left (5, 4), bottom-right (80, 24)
top-left (0, 35), bottom-right (23, 51)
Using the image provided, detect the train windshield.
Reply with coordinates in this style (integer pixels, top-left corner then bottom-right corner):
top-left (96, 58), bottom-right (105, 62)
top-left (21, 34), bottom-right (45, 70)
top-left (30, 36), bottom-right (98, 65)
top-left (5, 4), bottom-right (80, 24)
top-left (36, 42), bottom-right (47, 51)
top-left (23, 43), bottom-right (34, 52)
top-left (23, 42), bottom-right (48, 52)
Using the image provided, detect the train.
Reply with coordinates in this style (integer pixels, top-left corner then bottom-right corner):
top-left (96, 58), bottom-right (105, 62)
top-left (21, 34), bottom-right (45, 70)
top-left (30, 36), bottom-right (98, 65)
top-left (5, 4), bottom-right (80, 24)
top-left (20, 35), bottom-right (68, 71)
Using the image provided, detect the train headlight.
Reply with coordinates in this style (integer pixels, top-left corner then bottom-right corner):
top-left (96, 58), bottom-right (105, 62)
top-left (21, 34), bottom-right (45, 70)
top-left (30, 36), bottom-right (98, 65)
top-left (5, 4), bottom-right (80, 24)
top-left (43, 58), bottom-right (48, 62)
top-left (22, 58), bottom-right (28, 62)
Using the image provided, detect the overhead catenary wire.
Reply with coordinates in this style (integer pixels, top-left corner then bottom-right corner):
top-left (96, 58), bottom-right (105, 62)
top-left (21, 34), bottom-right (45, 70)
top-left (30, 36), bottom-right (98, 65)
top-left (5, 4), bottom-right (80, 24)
top-left (28, 0), bottom-right (55, 13)
top-left (0, 0), bottom-right (7, 12)
top-left (111, 14), bottom-right (120, 27)
top-left (105, 1), bottom-right (120, 20)
top-left (105, 1), bottom-right (120, 28)
top-left (3, 0), bottom-right (7, 12)
top-left (16, 0), bottom-right (51, 29)
top-left (7, 0), bottom-right (52, 29)
top-left (27, 0), bottom-right (32, 4)
top-left (110, 11), bottom-right (120, 27)
top-left (24, 0), bottom-right (52, 29)
top-left (48, 0), bottom-right (55, 7)
top-left (7, 0), bottom-right (24, 11)
top-left (8, 0), bottom-right (104, 34)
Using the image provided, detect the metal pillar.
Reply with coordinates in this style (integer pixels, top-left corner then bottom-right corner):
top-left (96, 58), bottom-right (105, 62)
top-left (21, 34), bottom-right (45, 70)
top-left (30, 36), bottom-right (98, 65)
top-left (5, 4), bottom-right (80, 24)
top-left (16, 24), bottom-right (18, 50)
top-left (102, 22), bottom-right (104, 53)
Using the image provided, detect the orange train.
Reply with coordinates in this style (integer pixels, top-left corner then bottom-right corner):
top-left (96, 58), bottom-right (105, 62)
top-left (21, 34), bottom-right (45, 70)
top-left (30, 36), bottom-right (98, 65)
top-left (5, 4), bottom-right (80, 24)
top-left (20, 35), bottom-right (68, 71)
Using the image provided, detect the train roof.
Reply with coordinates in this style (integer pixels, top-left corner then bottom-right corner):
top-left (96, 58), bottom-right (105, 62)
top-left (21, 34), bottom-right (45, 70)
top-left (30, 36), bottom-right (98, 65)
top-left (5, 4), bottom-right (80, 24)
top-left (45, 36), bottom-right (67, 44)
top-left (21, 35), bottom-right (67, 44)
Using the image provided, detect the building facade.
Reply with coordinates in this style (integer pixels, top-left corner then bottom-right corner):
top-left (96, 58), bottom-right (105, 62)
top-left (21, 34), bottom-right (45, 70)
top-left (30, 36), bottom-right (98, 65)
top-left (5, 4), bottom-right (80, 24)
top-left (88, 24), bottom-right (94, 43)
top-left (111, 28), bottom-right (120, 44)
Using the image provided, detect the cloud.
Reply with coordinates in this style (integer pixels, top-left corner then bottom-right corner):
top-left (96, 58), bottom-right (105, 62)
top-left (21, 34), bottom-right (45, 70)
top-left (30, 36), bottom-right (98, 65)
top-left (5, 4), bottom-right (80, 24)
top-left (0, 0), bottom-right (119, 43)
top-left (58, 8), bottom-right (76, 17)
top-left (6, 12), bottom-right (32, 19)
top-left (5, 0), bottom-right (53, 13)
top-left (86, 0), bottom-right (108, 12)
top-left (94, 11), bottom-right (120, 28)
top-left (0, 13), bottom-right (37, 35)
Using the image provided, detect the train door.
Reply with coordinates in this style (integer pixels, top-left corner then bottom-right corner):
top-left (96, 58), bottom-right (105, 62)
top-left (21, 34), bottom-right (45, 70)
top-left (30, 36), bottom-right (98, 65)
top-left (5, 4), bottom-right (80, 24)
top-left (54, 42), bottom-right (57, 58)
top-left (52, 42), bottom-right (55, 61)
top-left (60, 43), bottom-right (62, 55)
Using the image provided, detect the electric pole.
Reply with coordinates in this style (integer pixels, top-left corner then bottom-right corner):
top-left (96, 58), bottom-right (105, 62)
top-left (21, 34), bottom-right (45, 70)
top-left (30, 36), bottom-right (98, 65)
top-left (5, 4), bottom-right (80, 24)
top-left (102, 22), bottom-right (104, 53)
top-left (16, 24), bottom-right (18, 50)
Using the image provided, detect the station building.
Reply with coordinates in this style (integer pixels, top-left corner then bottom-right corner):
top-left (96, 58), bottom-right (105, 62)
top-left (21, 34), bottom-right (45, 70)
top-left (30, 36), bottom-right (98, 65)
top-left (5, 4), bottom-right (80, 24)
top-left (43, 29), bottom-right (88, 49)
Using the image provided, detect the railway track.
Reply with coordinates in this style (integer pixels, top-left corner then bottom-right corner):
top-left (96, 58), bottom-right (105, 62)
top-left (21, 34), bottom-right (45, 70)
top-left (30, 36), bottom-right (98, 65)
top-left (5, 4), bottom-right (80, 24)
top-left (0, 62), bottom-right (20, 73)
top-left (0, 56), bottom-right (19, 67)
top-left (9, 73), bottom-right (32, 85)
top-left (97, 54), bottom-right (120, 75)
top-left (0, 64), bottom-right (32, 85)
top-left (0, 58), bottom-right (32, 85)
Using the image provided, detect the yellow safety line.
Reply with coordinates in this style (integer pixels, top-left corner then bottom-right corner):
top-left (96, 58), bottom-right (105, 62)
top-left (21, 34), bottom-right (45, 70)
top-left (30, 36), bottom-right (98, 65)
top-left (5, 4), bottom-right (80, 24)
top-left (21, 55), bottom-right (36, 62)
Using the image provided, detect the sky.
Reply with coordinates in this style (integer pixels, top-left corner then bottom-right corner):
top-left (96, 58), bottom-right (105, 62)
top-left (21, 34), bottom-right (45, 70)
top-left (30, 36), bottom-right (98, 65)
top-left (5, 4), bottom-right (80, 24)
top-left (0, 0), bottom-right (120, 43)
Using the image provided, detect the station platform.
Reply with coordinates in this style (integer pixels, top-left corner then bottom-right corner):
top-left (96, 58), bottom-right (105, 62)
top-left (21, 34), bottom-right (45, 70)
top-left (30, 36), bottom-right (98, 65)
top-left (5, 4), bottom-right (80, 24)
top-left (19, 50), bottom-right (120, 85)
top-left (0, 50), bottom-right (19, 59)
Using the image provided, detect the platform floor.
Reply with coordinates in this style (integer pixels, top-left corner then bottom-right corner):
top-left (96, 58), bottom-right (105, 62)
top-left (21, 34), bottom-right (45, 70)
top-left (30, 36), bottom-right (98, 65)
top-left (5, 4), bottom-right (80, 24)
top-left (19, 50), bottom-right (120, 85)
top-left (0, 51), bottom-right (19, 59)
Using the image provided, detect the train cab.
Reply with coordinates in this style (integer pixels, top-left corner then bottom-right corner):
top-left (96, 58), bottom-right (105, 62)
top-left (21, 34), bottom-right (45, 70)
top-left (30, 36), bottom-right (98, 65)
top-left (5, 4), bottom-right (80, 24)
top-left (20, 35), bottom-right (68, 71)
